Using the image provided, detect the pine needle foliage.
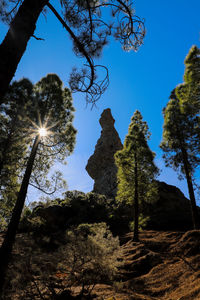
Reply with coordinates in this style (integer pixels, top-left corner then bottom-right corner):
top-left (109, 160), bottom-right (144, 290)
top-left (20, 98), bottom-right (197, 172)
top-left (160, 45), bottom-right (200, 229)
top-left (0, 79), bottom-right (35, 226)
top-left (0, 74), bottom-right (76, 296)
top-left (0, 74), bottom-right (76, 227)
top-left (177, 45), bottom-right (200, 114)
top-left (160, 92), bottom-right (200, 176)
top-left (0, 0), bottom-right (145, 104)
top-left (115, 110), bottom-right (159, 241)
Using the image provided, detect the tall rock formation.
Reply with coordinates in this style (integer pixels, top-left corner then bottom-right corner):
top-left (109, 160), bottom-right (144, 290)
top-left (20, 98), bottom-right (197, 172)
top-left (86, 108), bottom-right (123, 198)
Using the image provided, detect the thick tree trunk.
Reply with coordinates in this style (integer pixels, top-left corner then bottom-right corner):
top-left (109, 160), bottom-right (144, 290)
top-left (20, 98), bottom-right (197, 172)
top-left (181, 147), bottom-right (199, 229)
top-left (0, 0), bottom-right (49, 101)
top-left (0, 135), bottom-right (40, 298)
top-left (133, 152), bottom-right (139, 242)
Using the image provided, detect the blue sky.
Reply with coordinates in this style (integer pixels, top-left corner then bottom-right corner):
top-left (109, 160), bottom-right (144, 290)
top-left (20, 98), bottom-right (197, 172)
top-left (1, 0), bottom-right (200, 203)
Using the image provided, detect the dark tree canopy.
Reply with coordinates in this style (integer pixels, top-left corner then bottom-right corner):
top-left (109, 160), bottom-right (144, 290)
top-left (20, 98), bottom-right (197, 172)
top-left (0, 73), bottom-right (76, 295)
top-left (0, 78), bottom-right (36, 225)
top-left (0, 74), bottom-right (76, 226)
top-left (0, 0), bottom-right (145, 104)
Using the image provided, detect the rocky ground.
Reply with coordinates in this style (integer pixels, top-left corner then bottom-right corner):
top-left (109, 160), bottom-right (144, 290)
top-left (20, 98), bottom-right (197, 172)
top-left (1, 229), bottom-right (200, 299)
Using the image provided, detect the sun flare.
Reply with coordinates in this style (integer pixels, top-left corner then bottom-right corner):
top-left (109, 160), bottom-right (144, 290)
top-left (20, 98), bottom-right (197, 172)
top-left (38, 127), bottom-right (47, 137)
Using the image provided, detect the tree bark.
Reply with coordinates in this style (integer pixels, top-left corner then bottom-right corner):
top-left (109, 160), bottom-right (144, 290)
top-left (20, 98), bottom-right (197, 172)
top-left (133, 152), bottom-right (139, 242)
top-left (181, 147), bottom-right (199, 229)
top-left (0, 135), bottom-right (40, 298)
top-left (0, 0), bottom-right (49, 101)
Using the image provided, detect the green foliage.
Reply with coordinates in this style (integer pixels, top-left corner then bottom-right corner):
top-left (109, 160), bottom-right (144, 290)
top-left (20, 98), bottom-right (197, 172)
top-left (176, 46), bottom-right (200, 118)
top-left (0, 74), bottom-right (76, 227)
top-left (5, 223), bottom-right (122, 299)
top-left (0, 79), bottom-right (35, 225)
top-left (115, 110), bottom-right (159, 206)
top-left (160, 46), bottom-right (200, 229)
top-left (30, 74), bottom-right (76, 189)
top-left (115, 110), bottom-right (159, 239)
top-left (160, 93), bottom-right (199, 176)
top-left (129, 214), bottom-right (150, 231)
top-left (20, 191), bottom-right (116, 233)
top-left (183, 45), bottom-right (200, 108)
top-left (55, 191), bottom-right (114, 227)
top-left (19, 190), bottom-right (133, 235)
top-left (61, 223), bottom-right (122, 285)
top-left (160, 46), bottom-right (200, 179)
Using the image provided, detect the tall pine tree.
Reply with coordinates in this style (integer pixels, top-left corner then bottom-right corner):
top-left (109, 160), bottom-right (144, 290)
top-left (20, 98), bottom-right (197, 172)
top-left (0, 74), bottom-right (76, 296)
top-left (161, 46), bottom-right (200, 229)
top-left (160, 91), bottom-right (200, 229)
top-left (115, 110), bottom-right (159, 241)
top-left (0, 75), bottom-right (76, 225)
top-left (0, 79), bottom-right (35, 225)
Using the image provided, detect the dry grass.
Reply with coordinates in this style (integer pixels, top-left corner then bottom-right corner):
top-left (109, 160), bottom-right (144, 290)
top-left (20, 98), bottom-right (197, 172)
top-left (118, 230), bottom-right (200, 300)
top-left (1, 229), bottom-right (200, 299)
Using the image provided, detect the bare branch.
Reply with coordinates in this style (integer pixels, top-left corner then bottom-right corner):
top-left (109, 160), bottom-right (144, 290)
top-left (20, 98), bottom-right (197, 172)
top-left (47, 0), bottom-right (144, 105)
top-left (32, 34), bottom-right (45, 41)
top-left (29, 182), bottom-right (57, 195)
top-left (47, 2), bottom-right (95, 91)
top-left (2, 0), bottom-right (22, 22)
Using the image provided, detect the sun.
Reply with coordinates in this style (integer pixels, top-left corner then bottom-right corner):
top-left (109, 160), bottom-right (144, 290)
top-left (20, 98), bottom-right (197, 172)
top-left (38, 127), bottom-right (47, 137)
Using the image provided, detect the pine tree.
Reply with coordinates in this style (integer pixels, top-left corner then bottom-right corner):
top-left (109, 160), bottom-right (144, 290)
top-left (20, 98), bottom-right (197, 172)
top-left (0, 75), bottom-right (76, 225)
top-left (0, 0), bottom-right (145, 103)
top-left (0, 74), bottom-right (76, 296)
top-left (184, 45), bottom-right (200, 88)
top-left (0, 79), bottom-right (35, 225)
top-left (161, 46), bottom-right (200, 230)
top-left (177, 45), bottom-right (200, 113)
top-left (160, 91), bottom-right (200, 229)
top-left (115, 110), bottom-right (159, 241)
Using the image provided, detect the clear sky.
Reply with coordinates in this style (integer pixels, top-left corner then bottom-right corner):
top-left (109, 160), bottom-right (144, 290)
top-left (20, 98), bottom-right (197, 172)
top-left (1, 0), bottom-right (200, 203)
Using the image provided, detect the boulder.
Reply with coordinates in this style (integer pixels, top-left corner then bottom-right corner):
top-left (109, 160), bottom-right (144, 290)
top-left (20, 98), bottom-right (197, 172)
top-left (86, 108), bottom-right (122, 198)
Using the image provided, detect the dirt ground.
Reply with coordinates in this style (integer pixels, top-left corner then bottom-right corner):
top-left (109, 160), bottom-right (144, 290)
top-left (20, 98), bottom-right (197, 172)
top-left (93, 230), bottom-right (200, 300)
top-left (1, 229), bottom-right (200, 300)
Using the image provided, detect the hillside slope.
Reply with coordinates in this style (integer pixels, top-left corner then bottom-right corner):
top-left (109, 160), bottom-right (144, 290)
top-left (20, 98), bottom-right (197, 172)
top-left (118, 230), bottom-right (200, 299)
top-left (1, 229), bottom-right (200, 299)
top-left (87, 230), bottom-right (200, 299)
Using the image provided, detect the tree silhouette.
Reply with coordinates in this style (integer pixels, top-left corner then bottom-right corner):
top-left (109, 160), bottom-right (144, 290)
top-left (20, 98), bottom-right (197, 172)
top-left (0, 74), bottom-right (76, 296)
top-left (0, 79), bottom-right (35, 225)
top-left (0, 0), bottom-right (145, 104)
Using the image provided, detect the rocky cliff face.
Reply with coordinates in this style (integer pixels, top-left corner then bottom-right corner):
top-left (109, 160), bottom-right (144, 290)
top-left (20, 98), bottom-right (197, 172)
top-left (143, 181), bottom-right (194, 230)
top-left (86, 108), bottom-right (122, 198)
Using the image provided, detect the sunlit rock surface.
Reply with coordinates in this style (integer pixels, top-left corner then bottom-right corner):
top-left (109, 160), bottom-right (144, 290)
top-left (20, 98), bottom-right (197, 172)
top-left (86, 108), bottom-right (122, 198)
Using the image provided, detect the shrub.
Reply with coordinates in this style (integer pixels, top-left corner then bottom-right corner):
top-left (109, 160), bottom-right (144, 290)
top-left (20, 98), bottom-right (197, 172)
top-left (59, 223), bottom-right (122, 288)
top-left (4, 223), bottom-right (122, 299)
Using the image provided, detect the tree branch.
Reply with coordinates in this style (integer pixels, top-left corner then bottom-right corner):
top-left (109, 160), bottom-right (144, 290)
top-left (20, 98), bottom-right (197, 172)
top-left (32, 34), bottom-right (45, 41)
top-left (47, 2), bottom-right (94, 92)
top-left (29, 182), bottom-right (57, 195)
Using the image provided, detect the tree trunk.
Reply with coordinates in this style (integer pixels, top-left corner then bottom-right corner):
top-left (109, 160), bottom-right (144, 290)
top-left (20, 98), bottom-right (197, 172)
top-left (133, 152), bottom-right (139, 242)
top-left (0, 135), bottom-right (40, 298)
top-left (181, 147), bottom-right (199, 229)
top-left (0, 0), bottom-right (49, 100)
